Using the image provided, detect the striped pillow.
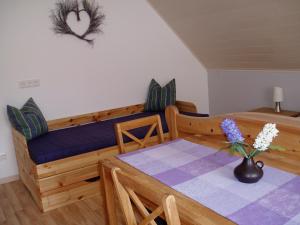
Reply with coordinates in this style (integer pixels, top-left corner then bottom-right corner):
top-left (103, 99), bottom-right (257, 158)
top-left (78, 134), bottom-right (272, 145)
top-left (145, 79), bottom-right (176, 112)
top-left (7, 98), bottom-right (48, 141)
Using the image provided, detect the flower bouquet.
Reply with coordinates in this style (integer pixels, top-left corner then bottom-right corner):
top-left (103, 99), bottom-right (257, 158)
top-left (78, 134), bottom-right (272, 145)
top-left (221, 119), bottom-right (283, 183)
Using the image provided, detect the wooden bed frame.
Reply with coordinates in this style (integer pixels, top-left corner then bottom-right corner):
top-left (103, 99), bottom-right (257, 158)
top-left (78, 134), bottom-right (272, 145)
top-left (12, 101), bottom-right (197, 212)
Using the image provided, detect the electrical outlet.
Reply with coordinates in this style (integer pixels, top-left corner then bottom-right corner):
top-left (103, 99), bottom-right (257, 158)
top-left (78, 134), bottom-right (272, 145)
top-left (18, 79), bottom-right (40, 89)
top-left (0, 153), bottom-right (7, 161)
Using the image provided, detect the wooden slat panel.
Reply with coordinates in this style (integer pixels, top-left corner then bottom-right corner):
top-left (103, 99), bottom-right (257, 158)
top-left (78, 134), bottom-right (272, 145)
top-left (39, 164), bottom-right (99, 193)
top-left (11, 129), bottom-right (41, 210)
top-left (41, 182), bottom-right (99, 212)
top-left (47, 104), bottom-right (145, 131)
top-left (47, 100), bottom-right (197, 131)
top-left (17, 163), bottom-right (42, 210)
top-left (36, 146), bottom-right (119, 179)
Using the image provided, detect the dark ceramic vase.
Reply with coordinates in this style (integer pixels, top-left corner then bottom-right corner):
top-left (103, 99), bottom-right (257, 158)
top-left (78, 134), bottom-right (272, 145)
top-left (234, 157), bottom-right (264, 183)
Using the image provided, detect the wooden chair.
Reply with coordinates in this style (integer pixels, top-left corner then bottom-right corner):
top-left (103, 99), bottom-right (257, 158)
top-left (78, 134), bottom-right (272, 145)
top-left (111, 167), bottom-right (181, 225)
top-left (115, 115), bottom-right (164, 153)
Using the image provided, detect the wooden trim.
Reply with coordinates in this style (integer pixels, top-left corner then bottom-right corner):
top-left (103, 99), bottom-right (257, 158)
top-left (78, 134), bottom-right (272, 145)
top-left (47, 104), bottom-right (145, 131)
top-left (175, 100), bottom-right (197, 113)
top-left (47, 100), bottom-right (197, 131)
top-left (0, 175), bottom-right (19, 185)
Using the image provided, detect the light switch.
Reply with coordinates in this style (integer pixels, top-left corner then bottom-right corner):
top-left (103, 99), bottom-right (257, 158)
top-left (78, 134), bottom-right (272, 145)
top-left (0, 153), bottom-right (7, 161)
top-left (18, 79), bottom-right (40, 89)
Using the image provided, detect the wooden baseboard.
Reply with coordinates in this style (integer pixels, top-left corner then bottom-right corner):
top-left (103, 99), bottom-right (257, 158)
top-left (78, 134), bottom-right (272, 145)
top-left (0, 175), bottom-right (19, 185)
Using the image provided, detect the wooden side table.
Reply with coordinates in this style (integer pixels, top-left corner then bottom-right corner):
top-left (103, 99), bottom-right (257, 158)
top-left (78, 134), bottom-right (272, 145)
top-left (250, 107), bottom-right (300, 117)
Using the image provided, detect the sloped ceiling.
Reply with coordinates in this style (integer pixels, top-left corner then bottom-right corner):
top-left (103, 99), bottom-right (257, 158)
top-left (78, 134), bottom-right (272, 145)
top-left (148, 0), bottom-right (300, 69)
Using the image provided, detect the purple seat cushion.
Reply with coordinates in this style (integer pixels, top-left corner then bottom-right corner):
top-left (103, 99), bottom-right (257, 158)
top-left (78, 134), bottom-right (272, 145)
top-left (28, 111), bottom-right (209, 164)
top-left (28, 112), bottom-right (167, 164)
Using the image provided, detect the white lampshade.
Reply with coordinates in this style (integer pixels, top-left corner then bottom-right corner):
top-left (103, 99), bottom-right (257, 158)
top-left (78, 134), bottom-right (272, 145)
top-left (273, 86), bottom-right (284, 102)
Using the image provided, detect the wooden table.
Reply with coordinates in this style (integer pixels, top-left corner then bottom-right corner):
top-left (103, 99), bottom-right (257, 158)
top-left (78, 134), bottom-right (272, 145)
top-left (100, 134), bottom-right (300, 225)
top-left (250, 107), bottom-right (300, 117)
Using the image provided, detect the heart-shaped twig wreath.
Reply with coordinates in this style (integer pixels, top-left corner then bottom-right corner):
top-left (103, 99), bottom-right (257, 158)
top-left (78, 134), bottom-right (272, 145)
top-left (51, 0), bottom-right (105, 45)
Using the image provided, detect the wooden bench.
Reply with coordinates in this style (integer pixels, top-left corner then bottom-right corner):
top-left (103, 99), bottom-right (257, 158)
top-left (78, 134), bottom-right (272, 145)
top-left (12, 101), bottom-right (198, 212)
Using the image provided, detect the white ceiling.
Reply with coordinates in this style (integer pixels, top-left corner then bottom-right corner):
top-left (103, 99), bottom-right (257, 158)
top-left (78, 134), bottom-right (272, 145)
top-left (148, 0), bottom-right (300, 69)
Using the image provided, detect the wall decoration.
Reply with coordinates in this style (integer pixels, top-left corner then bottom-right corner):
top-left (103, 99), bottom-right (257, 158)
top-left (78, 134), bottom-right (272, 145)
top-left (51, 0), bottom-right (105, 45)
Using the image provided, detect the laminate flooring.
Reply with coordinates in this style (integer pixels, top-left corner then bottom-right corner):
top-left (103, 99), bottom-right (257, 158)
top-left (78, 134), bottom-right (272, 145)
top-left (0, 180), bottom-right (112, 225)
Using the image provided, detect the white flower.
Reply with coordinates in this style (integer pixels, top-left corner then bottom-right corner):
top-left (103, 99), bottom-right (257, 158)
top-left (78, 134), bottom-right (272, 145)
top-left (253, 123), bottom-right (279, 151)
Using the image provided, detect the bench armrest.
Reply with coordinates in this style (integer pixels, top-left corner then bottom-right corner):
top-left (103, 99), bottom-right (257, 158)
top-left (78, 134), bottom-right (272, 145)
top-left (175, 101), bottom-right (197, 113)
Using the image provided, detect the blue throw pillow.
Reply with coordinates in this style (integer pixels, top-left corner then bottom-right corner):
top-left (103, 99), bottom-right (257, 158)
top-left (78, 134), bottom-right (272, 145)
top-left (145, 79), bottom-right (176, 112)
top-left (7, 98), bottom-right (48, 140)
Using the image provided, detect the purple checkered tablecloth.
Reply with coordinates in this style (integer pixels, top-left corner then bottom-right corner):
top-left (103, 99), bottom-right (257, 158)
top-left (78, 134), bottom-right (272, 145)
top-left (118, 139), bottom-right (300, 225)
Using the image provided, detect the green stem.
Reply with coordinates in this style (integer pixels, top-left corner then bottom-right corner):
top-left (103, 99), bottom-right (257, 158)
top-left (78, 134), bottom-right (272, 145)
top-left (240, 148), bottom-right (249, 158)
top-left (249, 149), bottom-right (259, 158)
top-left (234, 144), bottom-right (249, 158)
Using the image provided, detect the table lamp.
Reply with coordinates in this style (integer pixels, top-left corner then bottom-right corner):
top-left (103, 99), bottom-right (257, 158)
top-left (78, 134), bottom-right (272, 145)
top-left (273, 86), bottom-right (283, 113)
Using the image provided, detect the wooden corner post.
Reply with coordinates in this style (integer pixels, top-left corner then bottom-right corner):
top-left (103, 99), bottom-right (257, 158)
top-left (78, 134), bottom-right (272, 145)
top-left (165, 106), bottom-right (179, 140)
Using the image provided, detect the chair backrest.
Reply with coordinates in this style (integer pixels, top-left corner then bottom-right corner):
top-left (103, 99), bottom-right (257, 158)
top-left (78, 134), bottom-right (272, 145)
top-left (111, 167), bottom-right (181, 225)
top-left (115, 115), bottom-right (164, 153)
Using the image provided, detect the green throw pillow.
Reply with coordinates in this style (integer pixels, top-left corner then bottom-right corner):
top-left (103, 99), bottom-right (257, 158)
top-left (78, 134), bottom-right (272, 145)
top-left (7, 98), bottom-right (48, 141)
top-left (145, 79), bottom-right (176, 112)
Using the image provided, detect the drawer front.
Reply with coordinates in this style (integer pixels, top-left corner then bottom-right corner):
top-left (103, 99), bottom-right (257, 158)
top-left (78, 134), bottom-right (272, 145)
top-left (37, 146), bottom-right (119, 179)
top-left (39, 164), bottom-right (99, 193)
top-left (41, 181), bottom-right (99, 212)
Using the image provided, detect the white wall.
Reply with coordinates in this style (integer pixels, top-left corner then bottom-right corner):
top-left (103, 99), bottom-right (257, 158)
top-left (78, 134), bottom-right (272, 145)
top-left (0, 0), bottom-right (209, 179)
top-left (208, 69), bottom-right (300, 115)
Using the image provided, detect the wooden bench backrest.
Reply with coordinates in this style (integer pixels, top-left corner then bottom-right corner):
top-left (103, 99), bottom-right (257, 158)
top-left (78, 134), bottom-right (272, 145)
top-left (165, 105), bottom-right (300, 151)
top-left (47, 101), bottom-right (197, 131)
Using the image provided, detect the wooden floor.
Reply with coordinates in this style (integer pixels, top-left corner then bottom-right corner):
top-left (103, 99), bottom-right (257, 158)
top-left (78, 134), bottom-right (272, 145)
top-left (0, 180), bottom-right (110, 225)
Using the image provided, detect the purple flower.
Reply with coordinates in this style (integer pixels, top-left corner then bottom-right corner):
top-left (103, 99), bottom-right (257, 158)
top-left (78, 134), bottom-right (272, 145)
top-left (221, 119), bottom-right (244, 144)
